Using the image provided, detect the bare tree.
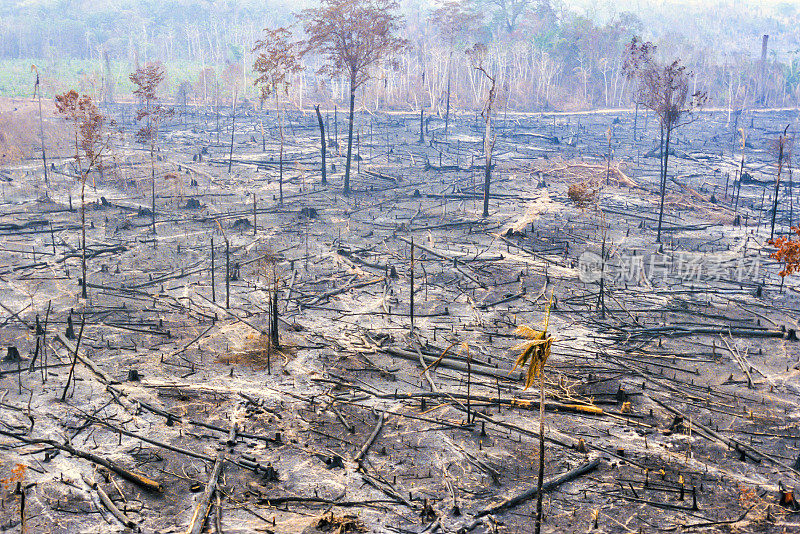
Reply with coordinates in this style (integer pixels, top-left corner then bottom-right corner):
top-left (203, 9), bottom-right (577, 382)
top-left (176, 81), bottom-right (192, 124)
top-left (624, 38), bottom-right (706, 242)
top-left (300, 0), bottom-right (408, 195)
top-left (315, 105), bottom-right (327, 185)
top-left (31, 65), bottom-right (48, 188)
top-left (468, 43), bottom-right (497, 218)
top-left (55, 91), bottom-right (111, 299)
top-left (194, 67), bottom-right (217, 127)
top-left (431, 1), bottom-right (481, 138)
top-left (770, 125), bottom-right (793, 239)
top-left (253, 27), bottom-right (303, 201)
top-left (221, 62), bottom-right (244, 175)
top-left (130, 63), bottom-right (173, 235)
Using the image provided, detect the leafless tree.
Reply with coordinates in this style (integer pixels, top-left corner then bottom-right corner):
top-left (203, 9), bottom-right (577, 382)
top-left (431, 1), bottom-right (481, 138)
top-left (221, 62), bottom-right (244, 174)
top-left (31, 65), bottom-right (48, 188)
top-left (468, 43), bottom-right (497, 218)
top-left (770, 125), bottom-right (793, 239)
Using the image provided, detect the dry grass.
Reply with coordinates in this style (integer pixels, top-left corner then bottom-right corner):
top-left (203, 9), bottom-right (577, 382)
top-left (217, 332), bottom-right (295, 370)
top-left (534, 156), bottom-right (640, 189)
top-left (0, 98), bottom-right (70, 163)
top-left (567, 181), bottom-right (598, 208)
top-left (311, 512), bottom-right (366, 534)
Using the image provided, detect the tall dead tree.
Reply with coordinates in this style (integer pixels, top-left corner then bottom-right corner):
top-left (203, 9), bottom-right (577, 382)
top-left (130, 63), bottom-right (173, 235)
top-left (315, 105), bottom-right (327, 184)
top-left (253, 27), bottom-right (302, 201)
top-left (770, 125), bottom-right (792, 239)
top-left (221, 62), bottom-right (243, 175)
top-left (468, 43), bottom-right (497, 218)
top-left (624, 38), bottom-right (706, 242)
top-left (31, 65), bottom-right (48, 187)
top-left (759, 34), bottom-right (769, 107)
top-left (430, 1), bottom-right (480, 139)
top-left (55, 91), bottom-right (110, 299)
top-left (300, 0), bottom-right (408, 196)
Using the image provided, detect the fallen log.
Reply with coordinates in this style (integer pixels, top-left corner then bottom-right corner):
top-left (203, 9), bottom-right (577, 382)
top-left (0, 429), bottom-right (162, 492)
top-left (383, 346), bottom-right (523, 382)
top-left (82, 474), bottom-right (137, 528)
top-left (458, 457), bottom-right (602, 532)
top-left (186, 450), bottom-right (225, 534)
top-left (355, 411), bottom-right (386, 464)
top-left (396, 236), bottom-right (504, 262)
top-left (302, 276), bottom-right (386, 306)
top-left (56, 332), bottom-right (117, 384)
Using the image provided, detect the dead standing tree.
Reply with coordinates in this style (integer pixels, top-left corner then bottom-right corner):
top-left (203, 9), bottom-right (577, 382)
top-left (430, 1), bottom-right (480, 139)
top-left (300, 0), bottom-right (408, 196)
top-left (253, 27), bottom-right (303, 201)
top-left (467, 43), bottom-right (497, 218)
top-left (623, 38), bottom-right (706, 242)
top-left (130, 63), bottom-right (173, 235)
top-left (31, 65), bottom-right (48, 188)
top-left (55, 91), bottom-right (111, 299)
top-left (221, 62), bottom-right (243, 175)
top-left (770, 125), bottom-right (793, 239)
top-left (315, 105), bottom-right (327, 185)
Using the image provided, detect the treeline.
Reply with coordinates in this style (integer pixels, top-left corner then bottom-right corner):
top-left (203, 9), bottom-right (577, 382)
top-left (2, 0), bottom-right (799, 111)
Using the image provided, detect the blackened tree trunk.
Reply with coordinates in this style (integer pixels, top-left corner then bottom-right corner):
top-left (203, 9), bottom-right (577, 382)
top-left (35, 73), bottom-right (48, 187)
top-left (150, 142), bottom-right (156, 235)
top-left (444, 51), bottom-right (452, 139)
top-left (771, 126), bottom-right (790, 239)
top-left (534, 369), bottom-right (545, 534)
top-left (656, 125), bottom-right (671, 243)
top-left (344, 74), bottom-right (356, 196)
top-left (482, 111), bottom-right (493, 218)
top-left (279, 124), bottom-right (284, 203)
top-left (483, 155), bottom-right (491, 218)
top-left (271, 273), bottom-right (279, 349)
top-left (228, 90), bottom-right (237, 174)
top-left (81, 177), bottom-right (87, 298)
top-left (315, 105), bottom-right (327, 185)
top-left (419, 107), bottom-right (424, 143)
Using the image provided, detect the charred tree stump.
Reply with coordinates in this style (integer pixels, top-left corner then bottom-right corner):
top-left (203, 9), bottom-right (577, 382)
top-left (315, 105), bottom-right (327, 185)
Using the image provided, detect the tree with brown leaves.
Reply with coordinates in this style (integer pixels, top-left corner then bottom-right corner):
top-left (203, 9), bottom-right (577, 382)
top-left (623, 38), bottom-right (707, 242)
top-left (300, 0), bottom-right (408, 195)
top-left (769, 225), bottom-right (800, 277)
top-left (467, 43), bottom-right (497, 218)
top-left (130, 62), bottom-right (173, 235)
top-left (253, 27), bottom-right (303, 201)
top-left (55, 90), bottom-right (111, 299)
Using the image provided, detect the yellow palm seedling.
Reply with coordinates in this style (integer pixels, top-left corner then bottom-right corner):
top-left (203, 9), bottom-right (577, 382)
top-left (510, 294), bottom-right (555, 534)
top-left (510, 297), bottom-right (555, 390)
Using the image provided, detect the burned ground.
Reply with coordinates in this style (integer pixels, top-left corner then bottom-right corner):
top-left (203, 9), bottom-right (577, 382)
top-left (1, 102), bottom-right (799, 533)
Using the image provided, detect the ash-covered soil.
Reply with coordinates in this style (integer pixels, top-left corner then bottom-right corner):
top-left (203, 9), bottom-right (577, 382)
top-left (1, 102), bottom-right (800, 533)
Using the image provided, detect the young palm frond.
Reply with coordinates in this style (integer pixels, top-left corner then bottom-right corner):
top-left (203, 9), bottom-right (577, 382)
top-left (510, 298), bottom-right (554, 389)
top-left (512, 294), bottom-right (556, 534)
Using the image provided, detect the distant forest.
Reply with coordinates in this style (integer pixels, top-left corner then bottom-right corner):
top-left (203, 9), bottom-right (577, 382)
top-left (2, 0), bottom-right (800, 112)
